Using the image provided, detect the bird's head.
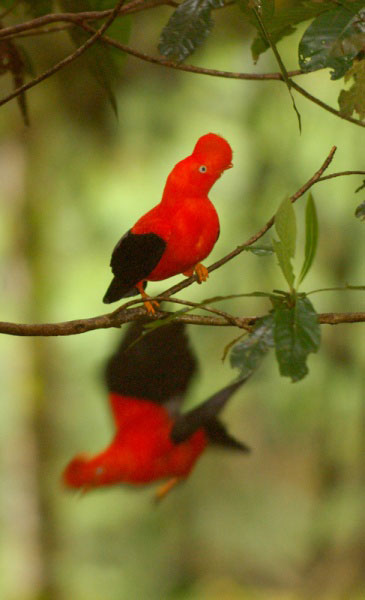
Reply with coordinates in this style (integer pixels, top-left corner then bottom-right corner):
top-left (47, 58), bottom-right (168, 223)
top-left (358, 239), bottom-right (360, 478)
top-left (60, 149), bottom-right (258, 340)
top-left (163, 133), bottom-right (233, 199)
top-left (193, 133), bottom-right (233, 174)
top-left (62, 453), bottom-right (107, 490)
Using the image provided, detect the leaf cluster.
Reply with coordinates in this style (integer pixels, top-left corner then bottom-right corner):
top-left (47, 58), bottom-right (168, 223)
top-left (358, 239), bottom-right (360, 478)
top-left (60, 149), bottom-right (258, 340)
top-left (0, 0), bottom-right (364, 123)
top-left (230, 194), bottom-right (321, 383)
top-left (158, 0), bottom-right (365, 120)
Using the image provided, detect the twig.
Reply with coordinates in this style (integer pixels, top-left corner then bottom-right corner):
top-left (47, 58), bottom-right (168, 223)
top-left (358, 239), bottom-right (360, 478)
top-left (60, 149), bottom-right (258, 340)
top-left (291, 80), bottom-right (365, 129)
top-left (0, 3), bottom-right (157, 38)
top-left (317, 171), bottom-right (365, 183)
top-left (0, 0), bottom-right (126, 110)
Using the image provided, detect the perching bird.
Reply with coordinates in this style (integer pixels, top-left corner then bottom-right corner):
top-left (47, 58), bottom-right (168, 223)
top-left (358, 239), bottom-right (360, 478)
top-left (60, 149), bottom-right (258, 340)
top-left (103, 133), bottom-right (233, 313)
top-left (63, 321), bottom-right (250, 500)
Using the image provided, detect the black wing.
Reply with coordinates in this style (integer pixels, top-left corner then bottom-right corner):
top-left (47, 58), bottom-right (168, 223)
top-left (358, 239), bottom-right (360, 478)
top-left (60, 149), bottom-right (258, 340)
top-left (171, 378), bottom-right (251, 452)
top-left (105, 321), bottom-right (197, 405)
top-left (103, 230), bottom-right (166, 303)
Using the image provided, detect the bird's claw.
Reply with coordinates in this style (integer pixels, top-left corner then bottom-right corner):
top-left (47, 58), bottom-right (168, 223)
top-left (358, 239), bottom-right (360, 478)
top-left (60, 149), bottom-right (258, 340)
top-left (154, 477), bottom-right (180, 502)
top-left (136, 282), bottom-right (159, 315)
top-left (195, 263), bottom-right (209, 284)
top-left (143, 299), bottom-right (160, 315)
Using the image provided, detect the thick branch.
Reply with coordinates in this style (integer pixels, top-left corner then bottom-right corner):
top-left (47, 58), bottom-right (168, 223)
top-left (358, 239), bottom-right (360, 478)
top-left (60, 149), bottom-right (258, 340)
top-left (0, 311), bottom-right (363, 337)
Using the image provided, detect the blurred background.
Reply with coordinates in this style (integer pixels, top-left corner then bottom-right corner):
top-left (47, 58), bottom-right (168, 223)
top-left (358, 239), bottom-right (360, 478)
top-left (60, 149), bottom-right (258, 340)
top-left (0, 4), bottom-right (364, 600)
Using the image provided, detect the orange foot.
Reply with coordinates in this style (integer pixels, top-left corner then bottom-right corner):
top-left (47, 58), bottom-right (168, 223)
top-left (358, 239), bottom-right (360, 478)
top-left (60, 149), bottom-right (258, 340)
top-left (136, 282), bottom-right (159, 315)
top-left (183, 263), bottom-right (209, 284)
top-left (195, 263), bottom-right (209, 284)
top-left (154, 477), bottom-right (181, 503)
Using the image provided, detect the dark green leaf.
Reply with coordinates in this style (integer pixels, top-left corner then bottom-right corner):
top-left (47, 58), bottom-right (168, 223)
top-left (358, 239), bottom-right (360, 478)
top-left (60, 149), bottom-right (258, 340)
top-left (158, 0), bottom-right (224, 63)
top-left (239, 0), bottom-right (334, 60)
top-left (299, 3), bottom-right (365, 80)
top-left (273, 296), bottom-right (320, 382)
top-left (250, 0), bottom-right (275, 20)
top-left (338, 59), bottom-right (365, 120)
top-left (355, 199), bottom-right (365, 220)
top-left (230, 314), bottom-right (274, 378)
top-left (298, 193), bottom-right (318, 285)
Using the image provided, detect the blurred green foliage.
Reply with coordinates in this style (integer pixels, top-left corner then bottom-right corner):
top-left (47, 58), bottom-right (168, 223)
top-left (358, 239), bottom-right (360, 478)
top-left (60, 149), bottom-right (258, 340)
top-left (0, 4), bottom-right (364, 600)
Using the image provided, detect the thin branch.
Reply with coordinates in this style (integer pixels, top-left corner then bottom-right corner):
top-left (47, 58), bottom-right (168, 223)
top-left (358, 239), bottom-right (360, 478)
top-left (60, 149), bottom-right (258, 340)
top-left (83, 23), bottom-right (304, 80)
top-left (0, 25), bottom-right (75, 41)
top-left (291, 80), bottom-right (365, 129)
top-left (0, 3), bottom-right (156, 38)
top-left (80, 27), bottom-right (365, 130)
top-left (0, 0), bottom-right (126, 110)
top-left (317, 171), bottom-right (365, 183)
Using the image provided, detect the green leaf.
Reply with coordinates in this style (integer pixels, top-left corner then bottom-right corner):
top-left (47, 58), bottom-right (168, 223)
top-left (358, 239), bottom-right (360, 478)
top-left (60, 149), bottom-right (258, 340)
top-left (245, 244), bottom-right (274, 256)
top-left (298, 193), bottom-right (318, 285)
top-left (338, 59), bottom-right (365, 120)
top-left (230, 314), bottom-right (274, 378)
top-left (273, 296), bottom-right (320, 382)
top-left (273, 197), bottom-right (297, 289)
top-left (275, 197), bottom-right (297, 259)
top-left (272, 239), bottom-right (295, 289)
top-left (355, 199), bottom-right (365, 221)
top-left (239, 0), bottom-right (334, 60)
top-left (158, 0), bottom-right (224, 63)
top-left (299, 3), bottom-right (365, 80)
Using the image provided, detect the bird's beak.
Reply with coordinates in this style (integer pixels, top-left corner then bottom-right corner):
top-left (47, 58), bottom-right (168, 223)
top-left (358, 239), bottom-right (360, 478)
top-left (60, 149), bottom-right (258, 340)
top-left (226, 162), bottom-right (233, 169)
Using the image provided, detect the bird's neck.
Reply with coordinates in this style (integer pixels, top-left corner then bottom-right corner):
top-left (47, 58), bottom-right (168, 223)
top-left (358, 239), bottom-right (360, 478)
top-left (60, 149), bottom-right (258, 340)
top-left (161, 177), bottom-right (208, 206)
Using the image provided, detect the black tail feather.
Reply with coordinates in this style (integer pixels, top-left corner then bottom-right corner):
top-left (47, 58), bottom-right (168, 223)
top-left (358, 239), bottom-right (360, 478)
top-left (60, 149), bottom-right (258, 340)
top-left (204, 419), bottom-right (250, 452)
top-left (171, 377), bottom-right (251, 445)
top-left (103, 278), bottom-right (147, 304)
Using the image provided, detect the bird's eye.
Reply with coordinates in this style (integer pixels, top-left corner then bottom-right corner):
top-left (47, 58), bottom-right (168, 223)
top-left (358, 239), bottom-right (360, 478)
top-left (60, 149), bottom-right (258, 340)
top-left (199, 165), bottom-right (207, 173)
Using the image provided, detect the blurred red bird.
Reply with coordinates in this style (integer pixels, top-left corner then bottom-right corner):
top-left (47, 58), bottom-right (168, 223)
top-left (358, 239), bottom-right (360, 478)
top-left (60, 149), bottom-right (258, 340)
top-left (103, 133), bottom-right (233, 313)
top-left (63, 322), bottom-right (250, 500)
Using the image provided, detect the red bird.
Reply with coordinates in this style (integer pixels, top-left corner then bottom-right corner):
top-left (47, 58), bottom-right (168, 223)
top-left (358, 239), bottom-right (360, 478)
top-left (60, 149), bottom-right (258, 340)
top-left (103, 133), bottom-right (233, 313)
top-left (63, 322), bottom-right (250, 500)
